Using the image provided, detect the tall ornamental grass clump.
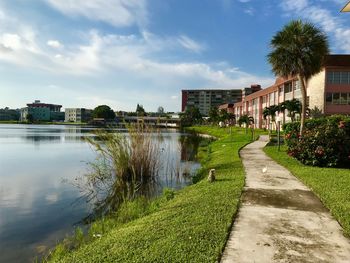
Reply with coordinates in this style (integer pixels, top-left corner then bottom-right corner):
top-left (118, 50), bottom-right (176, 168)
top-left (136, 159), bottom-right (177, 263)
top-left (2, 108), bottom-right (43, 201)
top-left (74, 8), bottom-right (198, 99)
top-left (81, 125), bottom-right (161, 218)
top-left (284, 116), bottom-right (350, 167)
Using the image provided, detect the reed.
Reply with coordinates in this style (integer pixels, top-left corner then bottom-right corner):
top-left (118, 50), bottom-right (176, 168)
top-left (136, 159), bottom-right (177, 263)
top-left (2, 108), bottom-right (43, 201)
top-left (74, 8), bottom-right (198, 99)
top-left (81, 125), bottom-right (161, 218)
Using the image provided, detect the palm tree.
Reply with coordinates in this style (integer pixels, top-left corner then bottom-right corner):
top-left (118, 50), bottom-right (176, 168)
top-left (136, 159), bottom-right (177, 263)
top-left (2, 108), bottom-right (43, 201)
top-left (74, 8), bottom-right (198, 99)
top-left (268, 20), bottom-right (329, 135)
top-left (238, 115), bottom-right (254, 134)
top-left (263, 105), bottom-right (280, 128)
top-left (279, 99), bottom-right (301, 122)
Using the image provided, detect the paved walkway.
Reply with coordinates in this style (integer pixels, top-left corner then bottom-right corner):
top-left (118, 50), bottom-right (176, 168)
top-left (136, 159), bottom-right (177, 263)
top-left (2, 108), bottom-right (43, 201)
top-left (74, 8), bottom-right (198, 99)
top-left (221, 135), bottom-right (350, 263)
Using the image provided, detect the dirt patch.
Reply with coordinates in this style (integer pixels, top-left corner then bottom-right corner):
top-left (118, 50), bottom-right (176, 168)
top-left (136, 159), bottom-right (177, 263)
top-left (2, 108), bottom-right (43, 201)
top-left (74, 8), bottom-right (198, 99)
top-left (243, 189), bottom-right (328, 213)
top-left (266, 219), bottom-right (338, 263)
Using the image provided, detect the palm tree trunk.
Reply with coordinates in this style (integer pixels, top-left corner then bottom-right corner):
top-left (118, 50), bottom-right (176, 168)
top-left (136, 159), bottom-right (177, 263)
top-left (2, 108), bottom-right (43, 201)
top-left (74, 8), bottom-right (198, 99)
top-left (299, 75), bottom-right (307, 136)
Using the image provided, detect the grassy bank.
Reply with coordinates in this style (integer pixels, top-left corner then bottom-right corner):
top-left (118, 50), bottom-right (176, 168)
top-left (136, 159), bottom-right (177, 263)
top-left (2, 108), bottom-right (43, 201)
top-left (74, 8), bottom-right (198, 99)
top-left (48, 127), bottom-right (262, 263)
top-left (264, 145), bottom-right (350, 237)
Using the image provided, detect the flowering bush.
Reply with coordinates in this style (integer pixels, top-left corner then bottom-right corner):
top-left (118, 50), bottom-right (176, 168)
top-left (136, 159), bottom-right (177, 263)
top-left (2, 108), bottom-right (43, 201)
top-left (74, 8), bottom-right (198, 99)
top-left (283, 116), bottom-right (350, 167)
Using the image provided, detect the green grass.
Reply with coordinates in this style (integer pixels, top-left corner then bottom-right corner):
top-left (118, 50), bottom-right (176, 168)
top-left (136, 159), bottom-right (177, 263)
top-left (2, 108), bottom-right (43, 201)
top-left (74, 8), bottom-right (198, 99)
top-left (264, 145), bottom-right (350, 237)
top-left (48, 127), bottom-right (265, 263)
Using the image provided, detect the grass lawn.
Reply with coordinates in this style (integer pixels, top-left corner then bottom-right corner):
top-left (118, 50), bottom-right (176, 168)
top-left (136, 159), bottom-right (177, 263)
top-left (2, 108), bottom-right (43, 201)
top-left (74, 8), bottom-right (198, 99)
top-left (48, 127), bottom-right (263, 263)
top-left (264, 145), bottom-right (350, 237)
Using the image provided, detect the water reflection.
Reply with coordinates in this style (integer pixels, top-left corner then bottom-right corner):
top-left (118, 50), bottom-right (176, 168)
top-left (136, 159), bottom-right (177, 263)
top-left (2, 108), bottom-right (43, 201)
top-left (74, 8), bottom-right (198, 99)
top-left (0, 124), bottom-right (202, 263)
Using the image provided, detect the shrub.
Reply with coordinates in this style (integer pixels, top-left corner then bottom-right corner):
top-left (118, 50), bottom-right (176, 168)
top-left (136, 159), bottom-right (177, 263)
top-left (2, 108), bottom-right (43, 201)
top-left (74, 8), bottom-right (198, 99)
top-left (284, 116), bottom-right (350, 167)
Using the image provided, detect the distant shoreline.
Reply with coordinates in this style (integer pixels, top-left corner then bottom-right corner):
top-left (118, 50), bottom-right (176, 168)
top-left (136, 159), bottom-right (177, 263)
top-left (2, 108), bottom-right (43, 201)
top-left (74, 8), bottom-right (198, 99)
top-left (0, 121), bottom-right (88, 125)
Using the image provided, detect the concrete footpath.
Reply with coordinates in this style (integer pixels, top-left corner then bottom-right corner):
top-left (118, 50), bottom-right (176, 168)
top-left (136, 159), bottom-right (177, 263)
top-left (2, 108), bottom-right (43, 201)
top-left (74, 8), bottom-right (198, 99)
top-left (221, 135), bottom-right (350, 263)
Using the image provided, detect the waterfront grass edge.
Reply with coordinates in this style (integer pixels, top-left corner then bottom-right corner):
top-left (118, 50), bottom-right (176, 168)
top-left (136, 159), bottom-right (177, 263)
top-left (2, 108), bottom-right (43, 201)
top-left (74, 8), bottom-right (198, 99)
top-left (48, 126), bottom-right (262, 262)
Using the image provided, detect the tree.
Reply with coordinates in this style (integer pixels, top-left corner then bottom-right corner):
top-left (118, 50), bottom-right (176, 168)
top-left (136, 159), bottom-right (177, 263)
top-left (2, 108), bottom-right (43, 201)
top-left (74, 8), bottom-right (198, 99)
top-left (208, 107), bottom-right (219, 124)
top-left (219, 109), bottom-right (230, 122)
top-left (279, 99), bottom-right (301, 122)
top-left (180, 107), bottom-right (202, 127)
top-left (238, 115), bottom-right (254, 134)
top-left (136, 104), bottom-right (146, 116)
top-left (263, 105), bottom-right (280, 123)
top-left (268, 20), bottom-right (329, 135)
top-left (307, 106), bottom-right (324, 119)
top-left (157, 106), bottom-right (165, 115)
top-left (26, 113), bottom-right (34, 123)
top-left (92, 105), bottom-right (116, 120)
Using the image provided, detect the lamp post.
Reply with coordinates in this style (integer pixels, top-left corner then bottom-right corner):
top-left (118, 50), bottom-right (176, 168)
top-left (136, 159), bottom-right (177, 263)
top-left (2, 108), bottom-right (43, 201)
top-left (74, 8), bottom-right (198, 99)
top-left (276, 116), bottom-right (281, 151)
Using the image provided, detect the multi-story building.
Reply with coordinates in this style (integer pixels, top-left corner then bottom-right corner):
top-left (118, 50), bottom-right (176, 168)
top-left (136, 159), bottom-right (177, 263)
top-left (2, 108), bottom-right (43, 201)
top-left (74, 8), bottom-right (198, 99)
top-left (20, 100), bottom-right (64, 121)
top-left (182, 85), bottom-right (261, 116)
top-left (20, 106), bottom-right (51, 121)
top-left (233, 55), bottom-right (350, 129)
top-left (0, 108), bottom-right (20, 121)
top-left (65, 108), bottom-right (92, 122)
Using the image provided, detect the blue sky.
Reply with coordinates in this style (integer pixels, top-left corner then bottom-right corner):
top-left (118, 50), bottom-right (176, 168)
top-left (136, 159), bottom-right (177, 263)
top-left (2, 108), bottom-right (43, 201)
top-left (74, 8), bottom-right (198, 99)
top-left (0, 0), bottom-right (349, 112)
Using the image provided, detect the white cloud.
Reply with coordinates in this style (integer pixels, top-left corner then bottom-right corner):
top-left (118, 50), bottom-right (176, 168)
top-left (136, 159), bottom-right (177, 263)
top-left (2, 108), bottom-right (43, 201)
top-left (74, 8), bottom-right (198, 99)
top-left (177, 35), bottom-right (205, 53)
top-left (244, 8), bottom-right (255, 16)
top-left (45, 0), bottom-right (148, 27)
top-left (47, 40), bottom-right (63, 48)
top-left (281, 0), bottom-right (350, 52)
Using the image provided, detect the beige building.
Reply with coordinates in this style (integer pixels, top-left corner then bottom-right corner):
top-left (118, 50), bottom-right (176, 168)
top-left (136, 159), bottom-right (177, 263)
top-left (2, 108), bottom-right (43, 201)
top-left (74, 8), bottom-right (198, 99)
top-left (233, 55), bottom-right (350, 128)
top-left (65, 108), bottom-right (92, 123)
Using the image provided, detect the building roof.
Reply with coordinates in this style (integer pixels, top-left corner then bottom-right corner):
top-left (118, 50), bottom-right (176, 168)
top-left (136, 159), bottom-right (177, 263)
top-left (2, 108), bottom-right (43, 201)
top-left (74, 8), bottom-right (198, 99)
top-left (341, 1), bottom-right (350, 12)
top-left (182, 89), bottom-right (241, 92)
top-left (325, 55), bottom-right (350, 67)
top-left (218, 103), bottom-right (234, 109)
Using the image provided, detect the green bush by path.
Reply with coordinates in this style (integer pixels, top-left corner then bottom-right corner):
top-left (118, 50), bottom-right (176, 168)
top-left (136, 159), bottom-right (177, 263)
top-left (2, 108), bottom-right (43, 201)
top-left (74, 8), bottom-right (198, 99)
top-left (264, 145), bottom-right (350, 237)
top-left (48, 127), bottom-right (263, 263)
top-left (283, 116), bottom-right (350, 167)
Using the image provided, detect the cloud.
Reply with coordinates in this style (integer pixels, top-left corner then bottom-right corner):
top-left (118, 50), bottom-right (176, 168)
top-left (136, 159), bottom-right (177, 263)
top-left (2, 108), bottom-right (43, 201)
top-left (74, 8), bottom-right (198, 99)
top-left (177, 35), bottom-right (205, 53)
top-left (280, 0), bottom-right (350, 52)
top-left (244, 8), bottom-right (255, 16)
top-left (44, 0), bottom-right (148, 27)
top-left (47, 40), bottom-right (63, 48)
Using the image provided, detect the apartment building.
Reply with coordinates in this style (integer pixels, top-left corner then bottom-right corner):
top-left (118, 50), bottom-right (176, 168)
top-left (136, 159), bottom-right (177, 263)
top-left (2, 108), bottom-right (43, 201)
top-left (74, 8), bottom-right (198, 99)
top-left (182, 85), bottom-right (261, 116)
top-left (233, 55), bottom-right (350, 129)
top-left (65, 108), bottom-right (92, 122)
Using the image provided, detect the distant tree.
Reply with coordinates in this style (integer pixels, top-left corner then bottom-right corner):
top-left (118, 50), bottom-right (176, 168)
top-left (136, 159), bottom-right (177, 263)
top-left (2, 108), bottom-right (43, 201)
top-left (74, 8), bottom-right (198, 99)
top-left (92, 105), bottom-right (116, 120)
top-left (180, 107), bottom-right (203, 127)
top-left (279, 99), bottom-right (301, 122)
top-left (219, 109), bottom-right (230, 122)
top-left (238, 115), bottom-right (254, 134)
top-left (268, 20), bottom-right (329, 135)
top-left (26, 113), bottom-right (34, 123)
top-left (136, 104), bottom-right (146, 116)
top-left (263, 105), bottom-right (280, 124)
top-left (157, 106), bottom-right (165, 115)
top-left (208, 107), bottom-right (219, 124)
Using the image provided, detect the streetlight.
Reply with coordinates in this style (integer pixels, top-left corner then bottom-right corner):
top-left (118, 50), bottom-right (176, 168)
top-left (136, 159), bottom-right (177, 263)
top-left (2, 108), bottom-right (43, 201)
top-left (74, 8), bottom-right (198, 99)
top-left (342, 1), bottom-right (350, 12)
top-left (276, 116), bottom-right (281, 151)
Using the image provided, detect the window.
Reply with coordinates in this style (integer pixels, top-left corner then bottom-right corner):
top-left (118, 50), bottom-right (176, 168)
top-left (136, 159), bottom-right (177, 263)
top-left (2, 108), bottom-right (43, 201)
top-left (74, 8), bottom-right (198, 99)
top-left (284, 82), bottom-right (293, 93)
top-left (340, 93), bottom-right (348, 105)
top-left (327, 71), bottom-right (350, 84)
top-left (333, 93), bottom-right (340, 104)
top-left (326, 93), bottom-right (332, 104)
top-left (341, 72), bottom-right (349, 84)
top-left (334, 72), bottom-right (341, 84)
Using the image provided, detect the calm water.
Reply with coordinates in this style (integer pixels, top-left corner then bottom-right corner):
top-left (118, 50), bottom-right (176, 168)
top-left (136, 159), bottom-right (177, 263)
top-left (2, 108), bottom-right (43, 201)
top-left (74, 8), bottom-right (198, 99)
top-left (0, 124), bottom-right (201, 263)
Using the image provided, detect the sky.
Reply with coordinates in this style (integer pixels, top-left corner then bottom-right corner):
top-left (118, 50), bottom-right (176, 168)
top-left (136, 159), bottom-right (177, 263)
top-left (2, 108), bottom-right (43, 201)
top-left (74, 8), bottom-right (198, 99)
top-left (0, 0), bottom-right (349, 112)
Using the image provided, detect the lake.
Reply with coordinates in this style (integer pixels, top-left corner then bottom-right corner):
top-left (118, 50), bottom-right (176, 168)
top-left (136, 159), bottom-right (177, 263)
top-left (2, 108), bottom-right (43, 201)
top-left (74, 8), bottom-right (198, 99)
top-left (0, 124), bottom-right (201, 262)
